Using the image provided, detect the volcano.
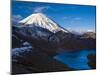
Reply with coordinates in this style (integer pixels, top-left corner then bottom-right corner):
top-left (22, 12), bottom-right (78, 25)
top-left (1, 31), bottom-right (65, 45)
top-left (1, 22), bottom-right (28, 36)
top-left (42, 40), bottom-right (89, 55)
top-left (18, 13), bottom-right (69, 33)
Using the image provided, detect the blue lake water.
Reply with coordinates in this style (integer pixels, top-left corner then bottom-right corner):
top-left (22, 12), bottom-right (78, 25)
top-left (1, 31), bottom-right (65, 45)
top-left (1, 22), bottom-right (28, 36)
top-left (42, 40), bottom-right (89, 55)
top-left (54, 50), bottom-right (96, 70)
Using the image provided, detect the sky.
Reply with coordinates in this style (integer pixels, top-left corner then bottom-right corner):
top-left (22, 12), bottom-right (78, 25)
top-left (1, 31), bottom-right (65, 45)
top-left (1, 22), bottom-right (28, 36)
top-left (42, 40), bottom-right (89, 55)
top-left (12, 1), bottom-right (96, 32)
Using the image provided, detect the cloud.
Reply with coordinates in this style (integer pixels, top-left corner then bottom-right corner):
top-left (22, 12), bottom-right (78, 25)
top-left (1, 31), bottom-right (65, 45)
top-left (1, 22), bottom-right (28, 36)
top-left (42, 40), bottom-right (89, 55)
top-left (87, 29), bottom-right (95, 32)
top-left (12, 15), bottom-right (23, 22)
top-left (74, 17), bottom-right (81, 20)
top-left (69, 17), bottom-right (82, 24)
top-left (34, 6), bottom-right (50, 13)
top-left (63, 17), bottom-right (68, 20)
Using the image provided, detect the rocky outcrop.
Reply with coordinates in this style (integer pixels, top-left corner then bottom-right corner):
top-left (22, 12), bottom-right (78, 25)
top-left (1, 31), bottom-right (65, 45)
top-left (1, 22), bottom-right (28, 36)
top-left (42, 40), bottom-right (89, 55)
top-left (80, 32), bottom-right (96, 39)
top-left (87, 54), bottom-right (96, 69)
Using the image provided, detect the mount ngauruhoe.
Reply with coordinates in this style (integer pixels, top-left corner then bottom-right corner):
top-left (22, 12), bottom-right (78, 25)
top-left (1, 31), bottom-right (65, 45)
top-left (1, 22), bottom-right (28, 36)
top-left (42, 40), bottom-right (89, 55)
top-left (18, 13), bottom-right (69, 33)
top-left (12, 13), bottom-right (72, 55)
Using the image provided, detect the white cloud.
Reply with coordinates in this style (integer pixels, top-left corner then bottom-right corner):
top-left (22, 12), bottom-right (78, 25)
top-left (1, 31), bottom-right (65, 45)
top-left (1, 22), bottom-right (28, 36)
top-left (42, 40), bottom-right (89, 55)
top-left (34, 6), bottom-right (50, 13)
top-left (74, 17), bottom-right (81, 20)
top-left (63, 17), bottom-right (68, 20)
top-left (69, 17), bottom-right (82, 24)
top-left (12, 15), bottom-right (23, 22)
top-left (87, 29), bottom-right (95, 32)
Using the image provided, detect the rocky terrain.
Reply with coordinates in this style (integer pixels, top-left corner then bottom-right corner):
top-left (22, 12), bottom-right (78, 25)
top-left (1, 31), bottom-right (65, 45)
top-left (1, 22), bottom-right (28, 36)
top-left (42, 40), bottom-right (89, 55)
top-left (87, 54), bottom-right (96, 69)
top-left (12, 13), bottom-right (96, 74)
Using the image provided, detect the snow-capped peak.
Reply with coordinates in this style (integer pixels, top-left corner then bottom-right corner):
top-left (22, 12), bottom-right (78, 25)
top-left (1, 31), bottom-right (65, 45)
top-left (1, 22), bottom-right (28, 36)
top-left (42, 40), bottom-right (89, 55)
top-left (19, 13), bottom-right (68, 33)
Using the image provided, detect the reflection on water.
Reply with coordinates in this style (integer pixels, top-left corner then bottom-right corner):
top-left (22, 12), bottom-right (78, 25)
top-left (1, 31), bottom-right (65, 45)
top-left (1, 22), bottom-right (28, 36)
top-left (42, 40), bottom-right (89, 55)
top-left (54, 50), bottom-right (96, 70)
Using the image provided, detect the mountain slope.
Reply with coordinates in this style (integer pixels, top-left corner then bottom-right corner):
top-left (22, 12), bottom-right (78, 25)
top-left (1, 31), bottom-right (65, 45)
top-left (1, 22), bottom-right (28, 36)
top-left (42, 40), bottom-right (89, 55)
top-left (19, 13), bottom-right (68, 33)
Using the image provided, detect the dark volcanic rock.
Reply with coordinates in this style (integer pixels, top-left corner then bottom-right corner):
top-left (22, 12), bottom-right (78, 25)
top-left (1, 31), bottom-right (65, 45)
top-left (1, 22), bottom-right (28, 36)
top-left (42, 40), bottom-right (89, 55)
top-left (12, 47), bottom-right (73, 74)
top-left (60, 35), bottom-right (96, 51)
top-left (12, 26), bottom-right (60, 56)
top-left (87, 54), bottom-right (96, 69)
